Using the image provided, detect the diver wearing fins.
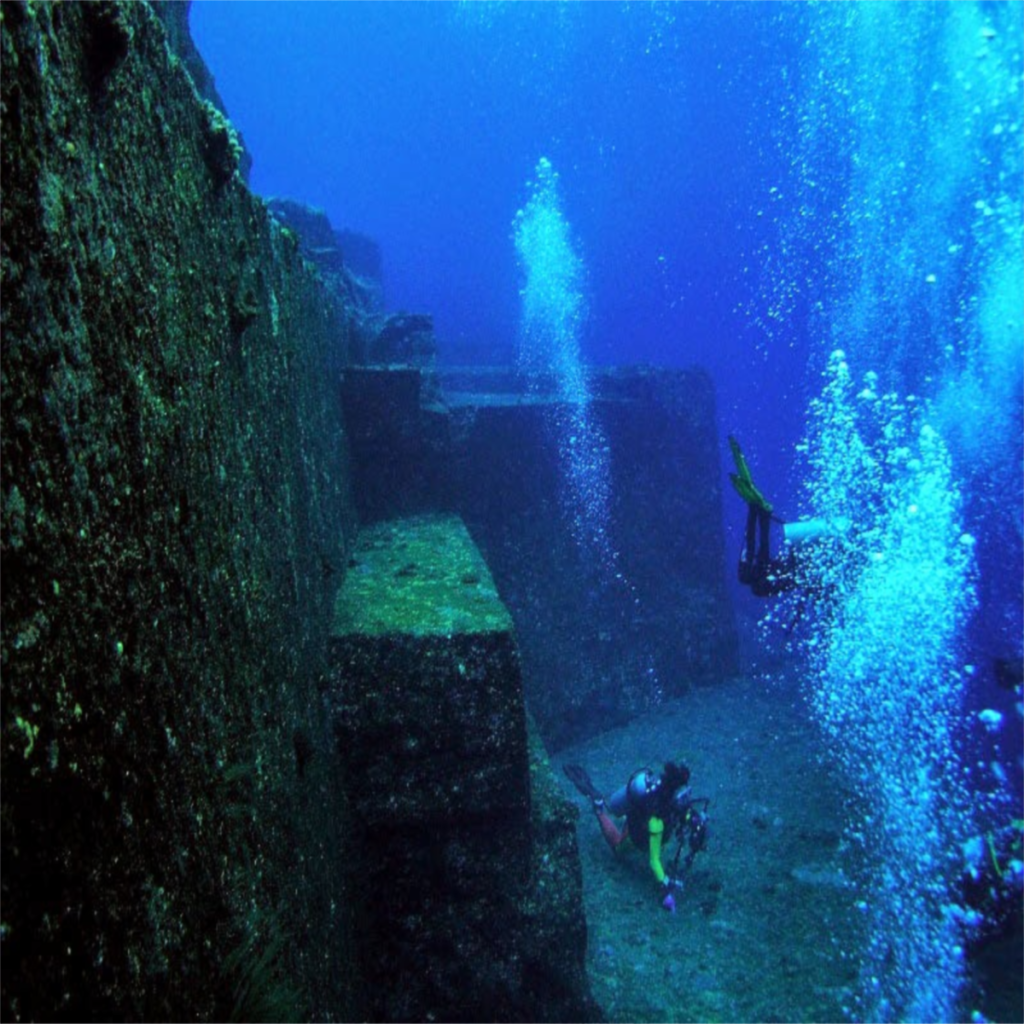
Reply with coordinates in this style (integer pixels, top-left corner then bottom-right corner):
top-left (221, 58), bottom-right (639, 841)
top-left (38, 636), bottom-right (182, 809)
top-left (564, 761), bottom-right (709, 912)
top-left (728, 435), bottom-right (850, 598)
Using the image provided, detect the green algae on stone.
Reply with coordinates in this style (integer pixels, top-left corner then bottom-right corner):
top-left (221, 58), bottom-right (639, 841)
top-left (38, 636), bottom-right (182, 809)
top-left (1, 2), bottom-right (356, 1018)
top-left (332, 514), bottom-right (512, 638)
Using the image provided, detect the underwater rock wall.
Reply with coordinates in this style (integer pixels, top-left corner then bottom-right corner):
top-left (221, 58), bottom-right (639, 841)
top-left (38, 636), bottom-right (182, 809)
top-left (265, 197), bottom-right (385, 319)
top-left (149, 0), bottom-right (252, 184)
top-left (451, 367), bottom-right (738, 750)
top-left (341, 364), bottom-right (739, 750)
top-left (1, 2), bottom-right (359, 1018)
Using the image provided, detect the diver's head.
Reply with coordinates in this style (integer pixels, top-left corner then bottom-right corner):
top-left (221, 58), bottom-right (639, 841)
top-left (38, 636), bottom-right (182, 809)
top-left (659, 762), bottom-right (692, 815)
top-left (663, 761), bottom-right (691, 791)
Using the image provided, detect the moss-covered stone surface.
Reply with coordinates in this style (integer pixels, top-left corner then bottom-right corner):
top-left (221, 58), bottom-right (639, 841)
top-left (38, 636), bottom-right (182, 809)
top-left (1, 4), bottom-right (603, 1020)
top-left (1, 2), bottom-right (357, 1018)
top-left (334, 513), bottom-right (512, 637)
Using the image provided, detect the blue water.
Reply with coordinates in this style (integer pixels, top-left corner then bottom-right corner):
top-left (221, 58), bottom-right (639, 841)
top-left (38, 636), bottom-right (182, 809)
top-left (192, 3), bottom-right (1023, 1021)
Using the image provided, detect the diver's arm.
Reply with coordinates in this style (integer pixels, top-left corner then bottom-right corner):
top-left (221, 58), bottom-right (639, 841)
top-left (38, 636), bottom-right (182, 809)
top-left (649, 816), bottom-right (681, 911)
top-left (648, 816), bottom-right (667, 883)
top-left (649, 816), bottom-right (679, 912)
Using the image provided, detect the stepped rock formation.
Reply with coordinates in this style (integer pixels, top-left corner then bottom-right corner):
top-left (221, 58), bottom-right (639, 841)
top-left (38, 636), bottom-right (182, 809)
top-left (330, 515), bottom-right (595, 1022)
top-left (341, 365), bottom-right (739, 750)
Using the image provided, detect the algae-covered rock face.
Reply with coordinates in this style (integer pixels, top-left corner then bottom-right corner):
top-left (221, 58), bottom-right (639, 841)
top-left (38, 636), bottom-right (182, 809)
top-left (334, 514), bottom-right (512, 637)
top-left (1, 5), bottom-right (598, 1022)
top-left (1, 2), bottom-right (357, 1019)
top-left (332, 515), bottom-right (525, 826)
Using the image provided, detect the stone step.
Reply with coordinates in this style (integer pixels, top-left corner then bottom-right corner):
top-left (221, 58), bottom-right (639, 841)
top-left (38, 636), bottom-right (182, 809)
top-left (329, 513), bottom-right (528, 828)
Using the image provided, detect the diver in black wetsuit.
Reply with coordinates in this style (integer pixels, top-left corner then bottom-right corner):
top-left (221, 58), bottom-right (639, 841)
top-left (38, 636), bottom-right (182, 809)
top-left (564, 762), bottom-right (709, 912)
top-left (728, 435), bottom-right (850, 598)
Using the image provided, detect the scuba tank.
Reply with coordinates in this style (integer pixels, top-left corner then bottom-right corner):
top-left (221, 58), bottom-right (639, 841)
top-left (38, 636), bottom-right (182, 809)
top-left (608, 768), bottom-right (660, 816)
top-left (782, 516), bottom-right (851, 547)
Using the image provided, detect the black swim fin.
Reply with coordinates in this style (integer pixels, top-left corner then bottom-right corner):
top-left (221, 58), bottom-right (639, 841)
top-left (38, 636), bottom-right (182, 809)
top-left (563, 763), bottom-right (603, 802)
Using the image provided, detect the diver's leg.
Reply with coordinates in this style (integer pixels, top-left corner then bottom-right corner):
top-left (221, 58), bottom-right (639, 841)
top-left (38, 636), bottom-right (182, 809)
top-left (757, 508), bottom-right (771, 565)
top-left (596, 808), bottom-right (627, 851)
top-left (745, 506), bottom-right (758, 565)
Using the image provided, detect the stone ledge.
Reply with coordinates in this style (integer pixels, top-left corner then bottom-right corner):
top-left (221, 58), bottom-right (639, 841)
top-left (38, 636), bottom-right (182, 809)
top-left (332, 513), bottom-right (510, 638)
top-left (330, 515), bottom-right (527, 828)
top-left (326, 514), bottom-right (595, 1019)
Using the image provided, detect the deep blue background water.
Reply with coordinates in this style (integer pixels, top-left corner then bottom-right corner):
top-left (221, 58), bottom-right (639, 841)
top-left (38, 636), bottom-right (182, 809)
top-left (188, 5), bottom-right (1023, 1016)
top-left (190, 2), bottom-right (1023, 771)
top-left (191, 2), bottom-right (809, 496)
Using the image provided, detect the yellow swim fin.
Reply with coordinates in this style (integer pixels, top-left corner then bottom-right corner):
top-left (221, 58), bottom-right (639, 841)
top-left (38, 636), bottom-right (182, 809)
top-left (728, 435), bottom-right (773, 513)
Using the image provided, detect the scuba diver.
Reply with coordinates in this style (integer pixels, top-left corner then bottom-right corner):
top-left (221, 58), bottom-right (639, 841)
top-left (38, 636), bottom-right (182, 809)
top-left (728, 435), bottom-right (850, 598)
top-left (959, 820), bottom-right (1024, 939)
top-left (564, 761), bottom-right (709, 912)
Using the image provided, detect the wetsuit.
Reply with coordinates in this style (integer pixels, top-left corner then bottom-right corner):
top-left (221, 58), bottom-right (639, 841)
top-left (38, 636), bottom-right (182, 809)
top-left (597, 805), bottom-right (671, 884)
top-left (729, 435), bottom-right (797, 598)
top-left (596, 777), bottom-right (675, 885)
top-left (738, 504), bottom-right (798, 598)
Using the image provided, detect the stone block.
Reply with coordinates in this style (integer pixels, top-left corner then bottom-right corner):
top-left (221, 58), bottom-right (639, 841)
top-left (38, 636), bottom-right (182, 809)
top-left (446, 366), bottom-right (739, 749)
top-left (331, 514), bottom-right (527, 827)
top-left (339, 368), bottom-right (451, 522)
top-left (328, 514), bottom-right (596, 1021)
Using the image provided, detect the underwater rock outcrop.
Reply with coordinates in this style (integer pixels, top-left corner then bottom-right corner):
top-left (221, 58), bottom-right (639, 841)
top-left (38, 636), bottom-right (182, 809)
top-left (151, 0), bottom-right (253, 184)
top-left (1, 1), bottom-right (359, 1018)
top-left (265, 197), bottom-right (384, 315)
top-left (267, 200), bottom-right (449, 383)
top-left (452, 367), bottom-right (739, 749)
top-left (342, 364), bottom-right (739, 750)
top-left (330, 515), bottom-right (597, 1021)
top-left (339, 367), bottom-right (449, 523)
top-left (1, 3), bottom-right (599, 1020)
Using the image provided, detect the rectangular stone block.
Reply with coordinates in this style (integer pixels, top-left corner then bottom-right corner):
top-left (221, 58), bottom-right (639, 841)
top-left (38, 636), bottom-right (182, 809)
top-left (330, 514), bottom-right (529, 828)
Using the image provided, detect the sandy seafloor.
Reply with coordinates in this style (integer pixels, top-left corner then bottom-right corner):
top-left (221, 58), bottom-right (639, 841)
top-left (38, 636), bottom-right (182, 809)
top-left (558, 669), bottom-right (868, 1023)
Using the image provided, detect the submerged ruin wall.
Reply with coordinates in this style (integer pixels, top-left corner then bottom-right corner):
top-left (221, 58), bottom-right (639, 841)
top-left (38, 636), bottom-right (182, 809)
top-left (1, 2), bottom-right (360, 1018)
top-left (448, 367), bottom-right (739, 750)
top-left (342, 365), bottom-right (740, 751)
top-left (0, 1), bottom-right (736, 1018)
